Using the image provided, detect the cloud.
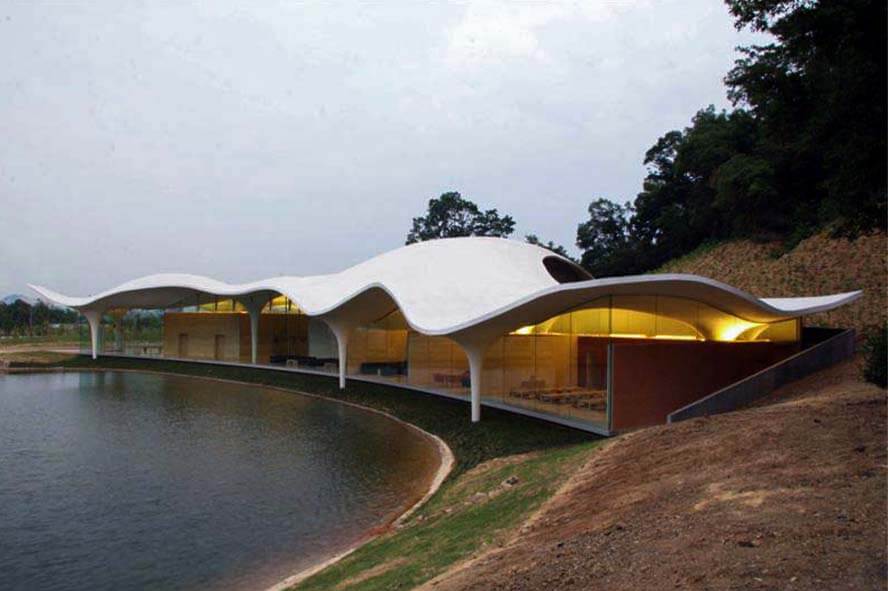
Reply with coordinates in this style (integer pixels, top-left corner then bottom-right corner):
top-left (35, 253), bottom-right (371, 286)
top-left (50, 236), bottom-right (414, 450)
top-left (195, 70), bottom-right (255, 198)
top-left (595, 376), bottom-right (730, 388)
top-left (445, 1), bottom-right (569, 66)
top-left (444, 1), bottom-right (648, 68)
top-left (0, 1), bottom-right (759, 296)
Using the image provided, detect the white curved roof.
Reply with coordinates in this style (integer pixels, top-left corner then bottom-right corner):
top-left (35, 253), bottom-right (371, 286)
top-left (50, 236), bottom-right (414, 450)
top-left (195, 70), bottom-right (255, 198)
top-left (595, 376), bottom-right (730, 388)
top-left (29, 237), bottom-right (861, 337)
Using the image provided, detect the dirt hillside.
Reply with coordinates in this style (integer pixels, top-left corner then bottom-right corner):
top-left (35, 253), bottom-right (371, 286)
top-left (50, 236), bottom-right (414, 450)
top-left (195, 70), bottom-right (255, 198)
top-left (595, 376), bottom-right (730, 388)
top-left (425, 359), bottom-right (886, 590)
top-left (657, 231), bottom-right (886, 334)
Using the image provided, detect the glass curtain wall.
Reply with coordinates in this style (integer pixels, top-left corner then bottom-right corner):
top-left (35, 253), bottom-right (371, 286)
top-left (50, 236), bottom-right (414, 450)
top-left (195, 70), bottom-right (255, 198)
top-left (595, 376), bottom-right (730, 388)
top-left (479, 295), bottom-right (800, 430)
top-left (157, 294), bottom-right (309, 364)
top-left (102, 309), bottom-right (164, 356)
top-left (261, 296), bottom-right (310, 365)
top-left (79, 292), bottom-right (798, 432)
top-left (407, 334), bottom-right (470, 398)
top-left (80, 309), bottom-right (164, 357)
top-left (347, 310), bottom-right (409, 382)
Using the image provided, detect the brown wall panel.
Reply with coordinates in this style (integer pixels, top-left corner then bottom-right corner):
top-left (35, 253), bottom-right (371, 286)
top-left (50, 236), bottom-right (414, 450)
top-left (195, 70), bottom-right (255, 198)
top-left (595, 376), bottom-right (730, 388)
top-left (164, 312), bottom-right (309, 364)
top-left (163, 313), bottom-right (242, 361)
top-left (611, 340), bottom-right (798, 431)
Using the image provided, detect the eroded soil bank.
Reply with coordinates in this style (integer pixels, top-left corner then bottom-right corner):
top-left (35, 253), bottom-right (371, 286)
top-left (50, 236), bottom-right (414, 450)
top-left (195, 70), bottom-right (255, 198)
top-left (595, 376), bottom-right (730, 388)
top-left (427, 359), bottom-right (886, 591)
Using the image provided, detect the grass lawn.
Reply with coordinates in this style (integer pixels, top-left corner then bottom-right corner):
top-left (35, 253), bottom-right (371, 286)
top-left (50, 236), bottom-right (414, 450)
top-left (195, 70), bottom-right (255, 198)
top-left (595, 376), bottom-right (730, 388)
top-left (0, 333), bottom-right (81, 345)
top-left (296, 441), bottom-right (596, 590)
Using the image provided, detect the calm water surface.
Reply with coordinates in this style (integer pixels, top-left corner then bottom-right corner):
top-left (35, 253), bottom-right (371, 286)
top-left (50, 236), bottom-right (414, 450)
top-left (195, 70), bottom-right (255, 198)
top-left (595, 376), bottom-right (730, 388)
top-left (0, 371), bottom-right (440, 590)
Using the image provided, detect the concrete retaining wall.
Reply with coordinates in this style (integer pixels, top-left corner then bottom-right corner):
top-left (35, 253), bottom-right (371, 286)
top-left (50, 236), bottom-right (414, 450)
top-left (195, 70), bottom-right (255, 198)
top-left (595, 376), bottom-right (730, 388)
top-left (668, 328), bottom-right (856, 423)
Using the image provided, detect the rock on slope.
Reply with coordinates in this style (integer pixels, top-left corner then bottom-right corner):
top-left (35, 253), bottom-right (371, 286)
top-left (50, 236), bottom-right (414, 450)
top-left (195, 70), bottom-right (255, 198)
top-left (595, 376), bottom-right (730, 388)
top-left (426, 360), bottom-right (886, 591)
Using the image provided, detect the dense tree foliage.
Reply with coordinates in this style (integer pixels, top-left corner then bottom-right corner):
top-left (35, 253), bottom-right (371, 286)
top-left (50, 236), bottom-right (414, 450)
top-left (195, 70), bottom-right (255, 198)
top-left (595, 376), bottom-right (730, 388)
top-left (726, 0), bottom-right (886, 235)
top-left (576, 0), bottom-right (886, 276)
top-left (576, 199), bottom-right (641, 277)
top-left (0, 300), bottom-right (78, 336)
top-left (406, 192), bottom-right (515, 244)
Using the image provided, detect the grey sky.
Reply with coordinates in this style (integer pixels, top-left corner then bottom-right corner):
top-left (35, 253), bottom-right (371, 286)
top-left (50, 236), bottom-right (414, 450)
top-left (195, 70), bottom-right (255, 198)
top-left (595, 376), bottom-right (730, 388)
top-left (1, 1), bottom-right (758, 298)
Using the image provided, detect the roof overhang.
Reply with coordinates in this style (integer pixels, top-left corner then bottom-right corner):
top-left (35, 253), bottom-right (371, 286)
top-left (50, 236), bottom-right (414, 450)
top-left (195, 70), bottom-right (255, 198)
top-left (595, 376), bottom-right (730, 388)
top-left (29, 237), bottom-right (862, 338)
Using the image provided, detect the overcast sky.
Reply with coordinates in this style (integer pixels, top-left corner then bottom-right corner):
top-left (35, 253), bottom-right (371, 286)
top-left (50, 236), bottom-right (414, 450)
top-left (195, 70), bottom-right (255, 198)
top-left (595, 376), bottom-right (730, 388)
top-left (1, 1), bottom-right (759, 298)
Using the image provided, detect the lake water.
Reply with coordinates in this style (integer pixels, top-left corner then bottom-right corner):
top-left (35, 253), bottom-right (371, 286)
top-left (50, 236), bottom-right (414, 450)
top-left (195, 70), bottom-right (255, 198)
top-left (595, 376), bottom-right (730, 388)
top-left (0, 371), bottom-right (440, 590)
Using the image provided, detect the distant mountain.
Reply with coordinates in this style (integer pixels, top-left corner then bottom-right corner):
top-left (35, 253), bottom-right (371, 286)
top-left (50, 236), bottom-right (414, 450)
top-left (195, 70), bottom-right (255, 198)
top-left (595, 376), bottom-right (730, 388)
top-left (1, 293), bottom-right (36, 306)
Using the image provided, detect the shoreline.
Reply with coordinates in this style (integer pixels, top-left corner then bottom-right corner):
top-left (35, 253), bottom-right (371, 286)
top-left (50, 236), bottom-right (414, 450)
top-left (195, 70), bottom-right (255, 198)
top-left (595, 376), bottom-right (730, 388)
top-left (2, 364), bottom-right (456, 591)
top-left (267, 427), bottom-right (453, 591)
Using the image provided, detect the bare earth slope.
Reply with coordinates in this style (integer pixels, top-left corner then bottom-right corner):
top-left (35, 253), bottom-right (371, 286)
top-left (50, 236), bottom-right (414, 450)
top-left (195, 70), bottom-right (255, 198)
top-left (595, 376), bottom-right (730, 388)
top-left (427, 360), bottom-right (886, 591)
top-left (658, 230), bottom-right (886, 333)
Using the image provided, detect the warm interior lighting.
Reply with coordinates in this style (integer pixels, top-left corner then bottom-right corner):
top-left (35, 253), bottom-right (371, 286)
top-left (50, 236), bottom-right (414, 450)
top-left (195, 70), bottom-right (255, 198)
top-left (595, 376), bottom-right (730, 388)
top-left (709, 318), bottom-right (765, 341)
top-left (490, 297), bottom-right (798, 344)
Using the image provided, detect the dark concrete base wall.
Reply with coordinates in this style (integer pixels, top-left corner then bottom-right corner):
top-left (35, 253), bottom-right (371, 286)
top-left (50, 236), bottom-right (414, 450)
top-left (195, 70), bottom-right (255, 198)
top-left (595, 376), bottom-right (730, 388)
top-left (667, 328), bottom-right (855, 424)
top-left (611, 340), bottom-right (799, 431)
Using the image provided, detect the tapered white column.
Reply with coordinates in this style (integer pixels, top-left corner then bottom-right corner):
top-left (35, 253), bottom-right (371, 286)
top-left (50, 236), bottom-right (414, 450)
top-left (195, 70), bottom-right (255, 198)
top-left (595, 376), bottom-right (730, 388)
top-left (335, 329), bottom-right (349, 389)
top-left (83, 309), bottom-right (103, 360)
top-left (324, 319), bottom-right (354, 390)
top-left (466, 347), bottom-right (484, 422)
top-left (453, 333), bottom-right (497, 423)
top-left (239, 298), bottom-right (266, 365)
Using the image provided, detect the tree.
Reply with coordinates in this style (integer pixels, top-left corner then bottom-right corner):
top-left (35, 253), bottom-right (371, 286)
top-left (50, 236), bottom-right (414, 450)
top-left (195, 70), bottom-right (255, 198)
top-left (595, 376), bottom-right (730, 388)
top-left (406, 192), bottom-right (515, 244)
top-left (570, 0), bottom-right (886, 278)
top-left (576, 199), bottom-right (641, 277)
top-left (525, 234), bottom-right (574, 260)
top-left (725, 0), bottom-right (887, 234)
top-left (8, 300), bottom-right (31, 336)
top-left (0, 303), bottom-right (11, 335)
top-left (31, 301), bottom-right (52, 335)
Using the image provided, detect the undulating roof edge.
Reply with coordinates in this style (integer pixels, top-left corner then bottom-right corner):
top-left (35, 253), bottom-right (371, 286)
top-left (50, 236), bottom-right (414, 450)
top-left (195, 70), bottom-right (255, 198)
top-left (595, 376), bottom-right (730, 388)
top-left (28, 237), bottom-right (863, 335)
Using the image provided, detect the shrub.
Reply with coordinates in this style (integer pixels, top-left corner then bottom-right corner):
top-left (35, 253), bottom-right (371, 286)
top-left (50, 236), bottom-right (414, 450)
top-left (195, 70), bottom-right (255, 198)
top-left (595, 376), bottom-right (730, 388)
top-left (862, 325), bottom-right (887, 388)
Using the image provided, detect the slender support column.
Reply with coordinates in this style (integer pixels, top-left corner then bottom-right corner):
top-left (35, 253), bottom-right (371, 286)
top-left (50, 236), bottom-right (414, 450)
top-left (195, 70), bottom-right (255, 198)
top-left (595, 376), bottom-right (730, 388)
top-left (335, 330), bottom-right (349, 389)
top-left (116, 323), bottom-right (123, 352)
top-left (83, 309), bottom-right (103, 360)
top-left (238, 298), bottom-right (267, 366)
top-left (454, 334), bottom-right (496, 423)
top-left (324, 319), bottom-right (354, 390)
top-left (466, 347), bottom-right (484, 423)
top-left (454, 339), bottom-right (494, 423)
top-left (248, 306), bottom-right (260, 365)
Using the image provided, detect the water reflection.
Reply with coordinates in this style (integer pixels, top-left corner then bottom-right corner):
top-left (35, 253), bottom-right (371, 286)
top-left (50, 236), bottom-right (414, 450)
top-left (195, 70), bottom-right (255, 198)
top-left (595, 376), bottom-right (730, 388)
top-left (0, 372), bottom-right (439, 591)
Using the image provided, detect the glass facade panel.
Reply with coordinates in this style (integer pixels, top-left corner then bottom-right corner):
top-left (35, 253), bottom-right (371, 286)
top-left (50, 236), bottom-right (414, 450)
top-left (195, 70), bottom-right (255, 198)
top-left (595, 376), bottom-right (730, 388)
top-left (611, 295), bottom-right (656, 337)
top-left (347, 310), bottom-right (409, 382)
top-left (92, 309), bottom-right (164, 357)
top-left (80, 290), bottom-right (802, 433)
top-left (571, 304), bottom-right (610, 336)
top-left (517, 296), bottom-right (801, 344)
top-left (407, 334), bottom-right (468, 397)
top-left (478, 294), bottom-right (802, 430)
top-left (265, 295), bottom-right (303, 314)
top-left (654, 296), bottom-right (700, 339)
top-left (197, 298), bottom-right (239, 313)
top-left (755, 318), bottom-right (800, 342)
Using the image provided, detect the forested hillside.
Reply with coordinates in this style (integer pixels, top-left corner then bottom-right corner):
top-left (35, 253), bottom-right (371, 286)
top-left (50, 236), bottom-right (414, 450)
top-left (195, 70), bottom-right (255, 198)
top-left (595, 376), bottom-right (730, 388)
top-left (574, 0), bottom-right (885, 278)
top-left (405, 1), bottom-right (886, 282)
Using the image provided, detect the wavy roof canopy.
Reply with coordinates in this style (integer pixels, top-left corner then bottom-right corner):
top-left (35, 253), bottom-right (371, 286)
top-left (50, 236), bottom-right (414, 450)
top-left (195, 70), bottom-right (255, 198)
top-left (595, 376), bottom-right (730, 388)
top-left (30, 237), bottom-right (861, 339)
